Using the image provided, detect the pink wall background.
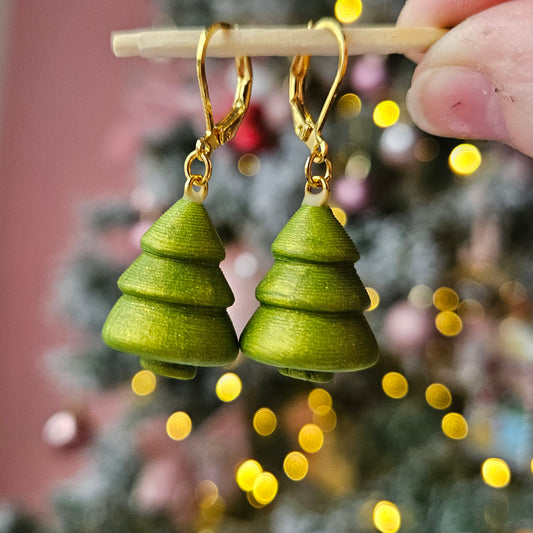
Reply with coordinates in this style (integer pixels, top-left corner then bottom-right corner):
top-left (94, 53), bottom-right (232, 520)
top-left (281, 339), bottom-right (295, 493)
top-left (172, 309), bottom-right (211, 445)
top-left (0, 1), bottom-right (153, 512)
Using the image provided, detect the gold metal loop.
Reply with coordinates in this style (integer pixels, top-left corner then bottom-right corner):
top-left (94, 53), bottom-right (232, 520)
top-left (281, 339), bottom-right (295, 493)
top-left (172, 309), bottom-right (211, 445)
top-left (197, 22), bottom-right (253, 153)
top-left (184, 177), bottom-right (208, 203)
top-left (289, 18), bottom-right (347, 156)
top-left (184, 149), bottom-right (212, 186)
top-left (304, 149), bottom-right (333, 186)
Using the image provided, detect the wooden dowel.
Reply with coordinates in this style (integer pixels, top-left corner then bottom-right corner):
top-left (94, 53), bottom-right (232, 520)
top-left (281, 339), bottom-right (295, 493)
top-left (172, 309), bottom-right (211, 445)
top-left (112, 26), bottom-right (447, 59)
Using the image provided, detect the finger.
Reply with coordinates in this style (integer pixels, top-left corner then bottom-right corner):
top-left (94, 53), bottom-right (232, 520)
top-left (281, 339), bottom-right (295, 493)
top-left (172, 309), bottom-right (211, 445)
top-left (405, 0), bottom-right (533, 157)
top-left (397, 0), bottom-right (510, 28)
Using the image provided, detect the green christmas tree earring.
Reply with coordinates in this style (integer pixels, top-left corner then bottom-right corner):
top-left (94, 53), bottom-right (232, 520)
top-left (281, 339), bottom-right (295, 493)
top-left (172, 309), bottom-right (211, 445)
top-left (102, 22), bottom-right (252, 379)
top-left (240, 18), bottom-right (379, 383)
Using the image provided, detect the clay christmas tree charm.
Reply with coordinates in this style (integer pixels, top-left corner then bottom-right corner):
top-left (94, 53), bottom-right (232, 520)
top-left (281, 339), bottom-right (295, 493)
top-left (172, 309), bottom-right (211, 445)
top-left (102, 195), bottom-right (239, 379)
top-left (240, 201), bottom-right (379, 383)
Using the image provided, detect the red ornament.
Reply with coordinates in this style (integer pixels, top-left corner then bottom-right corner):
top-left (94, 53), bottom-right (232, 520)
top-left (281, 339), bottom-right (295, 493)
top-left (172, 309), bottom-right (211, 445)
top-left (230, 104), bottom-right (273, 153)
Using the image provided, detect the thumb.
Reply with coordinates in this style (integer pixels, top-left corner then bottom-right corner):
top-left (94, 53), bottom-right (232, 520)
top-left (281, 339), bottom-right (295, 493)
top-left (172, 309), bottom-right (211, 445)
top-left (405, 0), bottom-right (533, 157)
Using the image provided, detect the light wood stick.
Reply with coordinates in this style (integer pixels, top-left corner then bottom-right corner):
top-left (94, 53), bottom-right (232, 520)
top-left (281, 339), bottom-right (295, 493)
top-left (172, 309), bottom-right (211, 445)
top-left (112, 26), bottom-right (447, 59)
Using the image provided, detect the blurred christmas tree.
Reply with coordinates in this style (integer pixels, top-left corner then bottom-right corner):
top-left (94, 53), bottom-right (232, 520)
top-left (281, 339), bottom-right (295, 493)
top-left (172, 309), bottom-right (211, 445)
top-left (5, 0), bottom-right (533, 532)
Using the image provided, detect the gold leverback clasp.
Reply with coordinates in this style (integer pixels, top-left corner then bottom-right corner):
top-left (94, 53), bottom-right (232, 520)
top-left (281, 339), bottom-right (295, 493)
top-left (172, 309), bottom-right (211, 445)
top-left (289, 18), bottom-right (348, 160)
top-left (196, 22), bottom-right (253, 153)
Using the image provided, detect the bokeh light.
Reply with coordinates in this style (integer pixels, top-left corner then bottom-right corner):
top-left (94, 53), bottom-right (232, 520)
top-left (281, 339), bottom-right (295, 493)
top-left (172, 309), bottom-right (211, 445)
top-left (373, 500), bottom-right (401, 533)
top-left (236, 459), bottom-right (263, 492)
top-left (238, 153), bottom-right (260, 176)
top-left (196, 480), bottom-right (219, 509)
top-left (482, 458), bottom-right (511, 488)
top-left (166, 411), bottom-right (192, 441)
top-left (373, 100), bottom-right (400, 128)
top-left (425, 383), bottom-right (452, 410)
top-left (435, 310), bottom-right (463, 336)
top-left (345, 152), bottom-right (371, 180)
top-left (253, 407), bottom-right (277, 436)
top-left (216, 372), bottom-right (242, 402)
top-left (334, 0), bottom-right (363, 24)
top-left (365, 287), bottom-right (380, 311)
top-left (131, 369), bottom-right (157, 396)
top-left (449, 143), bottom-right (482, 175)
top-left (382, 372), bottom-right (408, 399)
top-left (337, 93), bottom-right (362, 119)
top-left (442, 412), bottom-right (468, 440)
top-left (252, 472), bottom-right (278, 505)
top-left (414, 137), bottom-right (439, 162)
top-left (298, 423), bottom-right (324, 453)
top-left (308, 388), bottom-right (332, 413)
top-left (408, 284), bottom-right (433, 308)
top-left (433, 287), bottom-right (460, 311)
top-left (313, 405), bottom-right (337, 432)
top-left (331, 206), bottom-right (348, 226)
top-left (283, 451), bottom-right (309, 481)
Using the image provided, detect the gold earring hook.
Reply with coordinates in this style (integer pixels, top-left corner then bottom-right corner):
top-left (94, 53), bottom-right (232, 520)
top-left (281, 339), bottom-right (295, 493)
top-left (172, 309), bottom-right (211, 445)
top-left (184, 22), bottom-right (252, 202)
top-left (196, 22), bottom-right (253, 153)
top-left (289, 18), bottom-right (347, 159)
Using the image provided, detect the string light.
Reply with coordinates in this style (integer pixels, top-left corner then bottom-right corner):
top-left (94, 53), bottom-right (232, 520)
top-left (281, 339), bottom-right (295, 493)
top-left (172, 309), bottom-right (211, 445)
top-left (298, 423), bottom-right (324, 453)
top-left (308, 388), bottom-right (332, 412)
top-left (215, 372), bottom-right (242, 402)
top-left (449, 143), bottom-right (482, 175)
top-left (373, 100), bottom-right (400, 128)
top-left (131, 369), bottom-right (157, 396)
top-left (373, 501), bottom-right (401, 533)
top-left (253, 408), bottom-right (277, 436)
top-left (252, 472), bottom-right (278, 505)
top-left (331, 206), bottom-right (348, 226)
top-left (337, 93), bottom-right (362, 119)
top-left (313, 405), bottom-right (337, 432)
top-left (435, 311), bottom-right (463, 336)
top-left (482, 458), bottom-right (511, 488)
top-left (365, 287), bottom-right (380, 311)
top-left (425, 383), bottom-right (452, 410)
top-left (441, 412), bottom-right (468, 440)
top-left (382, 372), bottom-right (408, 399)
top-left (166, 411), bottom-right (192, 441)
top-left (235, 459), bottom-right (263, 492)
top-left (433, 287), bottom-right (460, 311)
top-left (334, 0), bottom-right (363, 24)
top-left (283, 451), bottom-right (309, 481)
top-left (238, 153), bottom-right (260, 176)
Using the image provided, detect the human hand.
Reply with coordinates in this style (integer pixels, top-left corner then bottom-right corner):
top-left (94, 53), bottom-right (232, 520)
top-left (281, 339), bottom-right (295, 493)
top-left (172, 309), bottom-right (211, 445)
top-left (397, 0), bottom-right (533, 158)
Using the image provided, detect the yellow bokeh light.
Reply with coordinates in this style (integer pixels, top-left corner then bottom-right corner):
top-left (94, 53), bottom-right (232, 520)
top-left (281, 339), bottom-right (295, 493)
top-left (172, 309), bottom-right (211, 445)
top-left (196, 480), bottom-right (219, 509)
top-left (382, 372), bottom-right (408, 399)
top-left (331, 206), bottom-right (348, 227)
top-left (238, 153), bottom-right (260, 176)
top-left (373, 100), bottom-right (400, 128)
top-left (166, 411), bottom-right (192, 441)
top-left (337, 93), bottom-right (362, 119)
top-left (131, 369), bottom-right (157, 396)
top-left (373, 501), bottom-right (401, 533)
top-left (435, 310), bottom-right (463, 336)
top-left (252, 472), bottom-right (278, 505)
top-left (442, 412), bottom-right (468, 440)
top-left (236, 459), bottom-right (263, 492)
top-left (346, 152), bottom-right (371, 180)
top-left (482, 458), bottom-right (511, 488)
top-left (298, 423), bottom-right (324, 453)
top-left (425, 383), bottom-right (452, 410)
top-left (246, 491), bottom-right (265, 509)
top-left (365, 287), bottom-right (380, 311)
top-left (449, 143), bottom-right (482, 175)
top-left (216, 372), bottom-right (242, 402)
top-left (334, 0), bottom-right (363, 24)
top-left (313, 405), bottom-right (337, 432)
top-left (530, 458), bottom-right (533, 476)
top-left (433, 287), bottom-right (460, 311)
top-left (253, 407), bottom-right (277, 436)
top-left (308, 388), bottom-right (332, 413)
top-left (283, 451), bottom-right (309, 481)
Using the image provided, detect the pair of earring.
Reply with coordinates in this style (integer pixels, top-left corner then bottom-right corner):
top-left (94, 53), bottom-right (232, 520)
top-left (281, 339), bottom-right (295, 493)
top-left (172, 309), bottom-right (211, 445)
top-left (102, 19), bottom-right (378, 384)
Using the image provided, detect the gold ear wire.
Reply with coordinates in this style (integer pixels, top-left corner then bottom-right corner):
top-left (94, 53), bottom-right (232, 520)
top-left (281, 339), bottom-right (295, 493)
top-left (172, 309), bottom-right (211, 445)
top-left (184, 22), bottom-right (253, 202)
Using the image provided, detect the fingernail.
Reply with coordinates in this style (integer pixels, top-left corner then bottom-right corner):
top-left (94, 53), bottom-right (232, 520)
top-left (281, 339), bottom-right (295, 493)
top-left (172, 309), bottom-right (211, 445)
top-left (406, 66), bottom-right (508, 142)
